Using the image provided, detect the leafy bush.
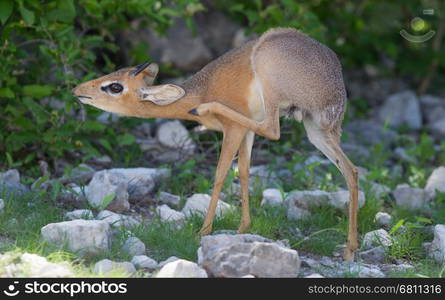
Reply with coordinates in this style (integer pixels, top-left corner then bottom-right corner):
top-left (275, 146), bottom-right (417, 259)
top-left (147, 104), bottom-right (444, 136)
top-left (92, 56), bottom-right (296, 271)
top-left (0, 0), bottom-right (203, 170)
top-left (216, 0), bottom-right (326, 40)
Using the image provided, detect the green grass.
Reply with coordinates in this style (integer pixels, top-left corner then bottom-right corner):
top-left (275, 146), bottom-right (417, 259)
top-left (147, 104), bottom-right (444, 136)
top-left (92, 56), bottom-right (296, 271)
top-left (430, 192), bottom-right (445, 225)
top-left (292, 205), bottom-right (347, 256)
top-left (0, 190), bottom-right (137, 277)
top-left (0, 190), bottom-right (63, 255)
top-left (133, 221), bottom-right (201, 262)
top-left (387, 229), bottom-right (430, 261)
top-left (386, 259), bottom-right (445, 278)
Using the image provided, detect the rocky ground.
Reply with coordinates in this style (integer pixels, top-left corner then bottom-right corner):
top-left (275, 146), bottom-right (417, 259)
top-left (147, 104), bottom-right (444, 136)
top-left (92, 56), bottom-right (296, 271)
top-left (0, 88), bottom-right (445, 277)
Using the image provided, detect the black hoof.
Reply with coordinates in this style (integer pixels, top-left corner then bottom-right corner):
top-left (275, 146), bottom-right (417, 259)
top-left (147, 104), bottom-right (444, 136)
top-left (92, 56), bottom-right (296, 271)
top-left (188, 108), bottom-right (198, 116)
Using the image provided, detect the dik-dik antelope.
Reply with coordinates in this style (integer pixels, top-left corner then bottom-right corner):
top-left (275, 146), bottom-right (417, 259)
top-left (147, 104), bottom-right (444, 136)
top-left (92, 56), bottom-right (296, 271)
top-left (73, 28), bottom-right (359, 260)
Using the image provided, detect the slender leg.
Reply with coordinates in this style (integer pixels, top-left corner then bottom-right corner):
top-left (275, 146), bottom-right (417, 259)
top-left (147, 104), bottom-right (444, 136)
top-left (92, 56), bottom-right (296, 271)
top-left (329, 142), bottom-right (358, 261)
top-left (237, 131), bottom-right (255, 233)
top-left (304, 118), bottom-right (359, 261)
top-left (190, 101), bottom-right (281, 140)
top-left (336, 150), bottom-right (358, 260)
top-left (200, 125), bottom-right (247, 235)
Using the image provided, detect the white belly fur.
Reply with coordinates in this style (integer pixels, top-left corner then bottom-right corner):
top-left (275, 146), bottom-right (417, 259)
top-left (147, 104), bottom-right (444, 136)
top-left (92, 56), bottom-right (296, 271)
top-left (197, 80), bottom-right (265, 131)
top-left (248, 79), bottom-right (266, 121)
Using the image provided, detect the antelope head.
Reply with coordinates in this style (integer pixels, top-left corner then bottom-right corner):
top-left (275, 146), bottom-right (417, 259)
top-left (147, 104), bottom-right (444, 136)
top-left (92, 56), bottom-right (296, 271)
top-left (72, 62), bottom-right (185, 115)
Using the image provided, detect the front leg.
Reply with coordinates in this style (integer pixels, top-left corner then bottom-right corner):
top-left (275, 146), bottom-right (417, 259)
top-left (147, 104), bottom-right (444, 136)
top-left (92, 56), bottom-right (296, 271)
top-left (237, 131), bottom-right (255, 233)
top-left (200, 125), bottom-right (247, 235)
top-left (189, 102), bottom-right (280, 140)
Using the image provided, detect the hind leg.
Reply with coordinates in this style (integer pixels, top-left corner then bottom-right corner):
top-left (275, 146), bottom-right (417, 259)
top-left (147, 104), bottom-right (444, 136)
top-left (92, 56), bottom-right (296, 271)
top-left (189, 101), bottom-right (281, 140)
top-left (303, 117), bottom-right (359, 261)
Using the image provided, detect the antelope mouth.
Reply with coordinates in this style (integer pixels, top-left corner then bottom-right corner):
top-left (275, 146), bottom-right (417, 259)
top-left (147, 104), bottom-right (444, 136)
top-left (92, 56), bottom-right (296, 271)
top-left (75, 95), bottom-right (92, 103)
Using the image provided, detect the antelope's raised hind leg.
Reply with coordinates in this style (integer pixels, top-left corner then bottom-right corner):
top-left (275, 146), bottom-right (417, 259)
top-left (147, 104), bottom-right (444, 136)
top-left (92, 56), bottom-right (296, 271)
top-left (189, 101), bottom-right (281, 140)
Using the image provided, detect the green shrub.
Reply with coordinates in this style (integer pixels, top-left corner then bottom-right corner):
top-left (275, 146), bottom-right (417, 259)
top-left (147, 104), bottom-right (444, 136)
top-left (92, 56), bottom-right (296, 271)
top-left (0, 0), bottom-right (203, 171)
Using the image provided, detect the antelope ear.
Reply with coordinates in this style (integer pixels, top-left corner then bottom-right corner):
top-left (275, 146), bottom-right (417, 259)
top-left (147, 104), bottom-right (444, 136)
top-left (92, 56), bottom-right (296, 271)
top-left (139, 84), bottom-right (185, 105)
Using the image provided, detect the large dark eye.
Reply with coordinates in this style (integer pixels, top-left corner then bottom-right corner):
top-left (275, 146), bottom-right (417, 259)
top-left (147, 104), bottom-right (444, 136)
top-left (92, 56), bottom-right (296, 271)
top-left (108, 83), bottom-right (123, 94)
